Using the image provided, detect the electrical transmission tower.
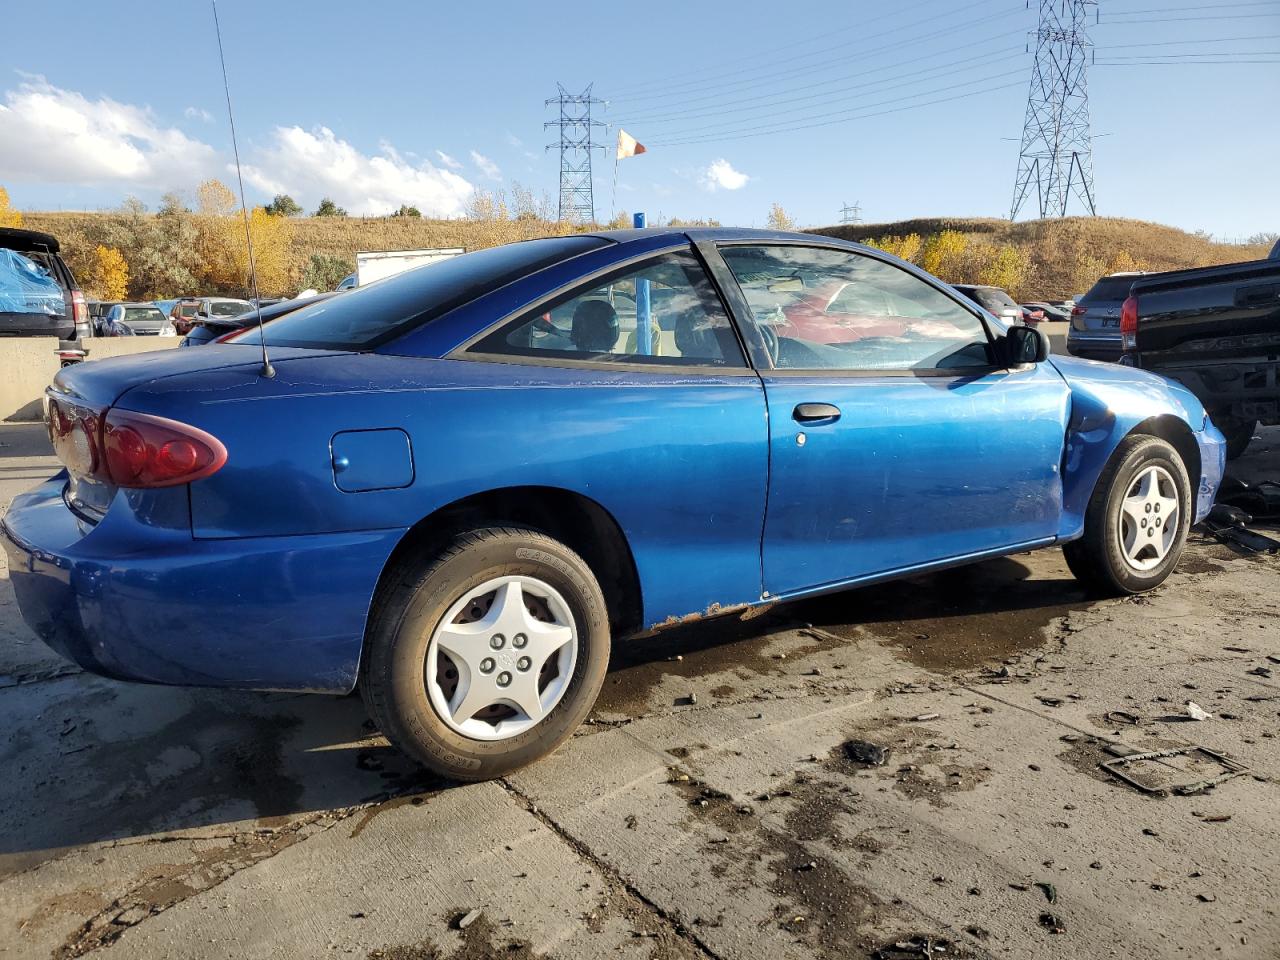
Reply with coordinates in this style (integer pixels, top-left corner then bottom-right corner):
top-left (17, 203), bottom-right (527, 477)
top-left (839, 201), bottom-right (862, 225)
top-left (545, 84), bottom-right (606, 223)
top-left (1010, 0), bottom-right (1098, 220)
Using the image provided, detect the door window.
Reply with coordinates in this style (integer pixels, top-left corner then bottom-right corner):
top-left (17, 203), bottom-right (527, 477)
top-left (719, 245), bottom-right (993, 371)
top-left (470, 250), bottom-right (744, 367)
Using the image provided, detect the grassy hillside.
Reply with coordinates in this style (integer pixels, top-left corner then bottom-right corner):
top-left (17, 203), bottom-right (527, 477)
top-left (20, 210), bottom-right (1272, 303)
top-left (809, 216), bottom-right (1271, 299)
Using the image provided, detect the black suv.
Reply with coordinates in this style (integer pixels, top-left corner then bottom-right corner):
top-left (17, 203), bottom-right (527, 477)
top-left (0, 228), bottom-right (89, 340)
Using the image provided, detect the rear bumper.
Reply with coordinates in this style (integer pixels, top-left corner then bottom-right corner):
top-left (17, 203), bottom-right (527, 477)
top-left (1065, 334), bottom-right (1122, 363)
top-left (2, 476), bottom-right (405, 693)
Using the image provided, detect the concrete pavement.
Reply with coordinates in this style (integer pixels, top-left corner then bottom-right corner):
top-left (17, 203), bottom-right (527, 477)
top-left (2, 421), bottom-right (1278, 959)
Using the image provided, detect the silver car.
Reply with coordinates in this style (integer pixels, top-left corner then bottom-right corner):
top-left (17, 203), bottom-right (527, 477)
top-left (1065, 272), bottom-right (1146, 362)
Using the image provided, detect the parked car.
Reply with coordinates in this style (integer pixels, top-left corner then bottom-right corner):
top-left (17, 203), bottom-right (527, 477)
top-left (951, 284), bottom-right (1025, 325)
top-left (1021, 301), bottom-right (1071, 323)
top-left (4, 228), bottom-right (1225, 781)
top-left (180, 293), bottom-right (338, 346)
top-left (88, 300), bottom-right (122, 336)
top-left (102, 303), bottom-right (175, 337)
top-left (336, 273), bottom-right (358, 292)
top-left (1066, 272), bottom-right (1147, 362)
top-left (1122, 253), bottom-right (1280, 459)
top-left (168, 298), bottom-right (202, 335)
top-left (0, 227), bottom-right (89, 341)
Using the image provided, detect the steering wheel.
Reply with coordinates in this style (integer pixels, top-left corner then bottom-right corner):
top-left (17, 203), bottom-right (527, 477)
top-left (758, 321), bottom-right (780, 366)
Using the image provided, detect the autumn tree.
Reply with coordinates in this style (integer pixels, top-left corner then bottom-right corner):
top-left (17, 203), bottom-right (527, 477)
top-left (0, 185), bottom-right (22, 228)
top-left (766, 203), bottom-right (796, 231)
top-left (865, 234), bottom-right (922, 263)
top-left (264, 194), bottom-right (303, 217)
top-left (920, 230), bottom-right (969, 280)
top-left (314, 197), bottom-right (347, 217)
top-left (85, 245), bottom-right (129, 300)
top-left (978, 245), bottom-right (1032, 300)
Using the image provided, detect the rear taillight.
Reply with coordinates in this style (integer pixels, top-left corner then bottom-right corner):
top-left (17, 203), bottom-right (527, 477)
top-left (71, 290), bottom-right (88, 327)
top-left (1069, 304), bottom-right (1087, 331)
top-left (100, 410), bottom-right (227, 487)
top-left (1120, 295), bottom-right (1139, 352)
top-left (46, 399), bottom-right (226, 488)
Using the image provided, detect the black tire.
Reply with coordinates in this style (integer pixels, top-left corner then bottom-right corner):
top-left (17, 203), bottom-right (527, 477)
top-left (1062, 434), bottom-right (1192, 597)
top-left (1219, 418), bottom-right (1256, 460)
top-left (361, 526), bottom-right (610, 781)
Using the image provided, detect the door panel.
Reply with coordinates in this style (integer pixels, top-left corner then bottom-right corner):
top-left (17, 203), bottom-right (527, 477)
top-left (762, 363), bottom-right (1070, 595)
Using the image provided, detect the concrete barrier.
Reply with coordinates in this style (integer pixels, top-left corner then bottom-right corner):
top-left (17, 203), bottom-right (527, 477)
top-left (1, 337), bottom-right (181, 422)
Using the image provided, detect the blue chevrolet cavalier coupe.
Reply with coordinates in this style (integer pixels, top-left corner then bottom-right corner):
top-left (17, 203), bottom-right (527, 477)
top-left (3, 228), bottom-right (1225, 779)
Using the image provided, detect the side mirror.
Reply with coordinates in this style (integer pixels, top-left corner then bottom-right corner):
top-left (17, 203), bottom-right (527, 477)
top-left (1003, 324), bottom-right (1049, 365)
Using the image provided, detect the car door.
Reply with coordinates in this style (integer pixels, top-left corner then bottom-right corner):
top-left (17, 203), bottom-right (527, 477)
top-left (710, 242), bottom-right (1071, 599)
top-left (456, 244), bottom-right (771, 624)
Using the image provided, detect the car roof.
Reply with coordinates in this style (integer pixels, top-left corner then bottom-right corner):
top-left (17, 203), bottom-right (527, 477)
top-left (0, 227), bottom-right (60, 253)
top-left (581, 226), bottom-right (856, 246)
top-left (118, 302), bottom-right (163, 308)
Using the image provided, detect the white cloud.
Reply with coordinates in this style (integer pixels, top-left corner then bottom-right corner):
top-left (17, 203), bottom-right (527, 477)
top-left (505, 132), bottom-right (524, 148)
top-left (700, 158), bottom-right (749, 192)
top-left (0, 76), bottom-right (219, 188)
top-left (184, 106), bottom-right (213, 123)
top-left (242, 126), bottom-right (474, 217)
top-left (470, 150), bottom-right (502, 181)
top-left (435, 149), bottom-right (462, 170)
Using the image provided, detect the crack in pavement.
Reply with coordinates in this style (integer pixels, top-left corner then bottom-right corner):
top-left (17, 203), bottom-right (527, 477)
top-left (497, 777), bottom-right (724, 960)
top-left (52, 807), bottom-right (367, 959)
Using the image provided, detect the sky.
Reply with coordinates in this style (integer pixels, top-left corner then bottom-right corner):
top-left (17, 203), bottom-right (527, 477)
top-left (1, 0), bottom-right (1277, 237)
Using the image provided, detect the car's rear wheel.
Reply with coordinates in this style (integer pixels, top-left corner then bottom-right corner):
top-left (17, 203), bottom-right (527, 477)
top-left (1063, 434), bottom-right (1191, 596)
top-left (361, 526), bottom-right (610, 781)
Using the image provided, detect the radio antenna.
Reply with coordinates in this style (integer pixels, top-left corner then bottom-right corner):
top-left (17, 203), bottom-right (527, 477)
top-left (211, 0), bottom-right (273, 378)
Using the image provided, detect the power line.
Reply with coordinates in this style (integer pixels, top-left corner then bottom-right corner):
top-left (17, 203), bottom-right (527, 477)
top-left (839, 201), bottom-right (863, 225)
top-left (1100, 0), bottom-right (1277, 12)
top-left (607, 0), bottom-right (962, 98)
top-left (648, 66), bottom-right (1018, 144)
top-left (608, 2), bottom-right (1013, 105)
top-left (647, 79), bottom-right (1025, 147)
top-left (1096, 12), bottom-right (1280, 23)
top-left (1097, 56), bottom-right (1280, 64)
top-left (613, 42), bottom-right (1027, 129)
top-left (1010, 0), bottom-right (1098, 220)
top-left (1099, 33), bottom-right (1280, 48)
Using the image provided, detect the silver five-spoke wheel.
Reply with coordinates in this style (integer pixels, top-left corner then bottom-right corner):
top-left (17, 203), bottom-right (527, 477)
top-left (1116, 464), bottom-right (1180, 572)
top-left (426, 575), bottom-right (578, 741)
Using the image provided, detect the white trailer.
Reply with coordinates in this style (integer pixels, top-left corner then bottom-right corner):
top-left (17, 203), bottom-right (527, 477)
top-left (355, 247), bottom-right (465, 286)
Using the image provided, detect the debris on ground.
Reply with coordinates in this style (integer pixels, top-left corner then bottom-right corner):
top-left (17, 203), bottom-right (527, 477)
top-left (1035, 881), bottom-right (1058, 904)
top-left (1101, 746), bottom-right (1250, 796)
top-left (1185, 702), bottom-right (1213, 721)
top-left (842, 739), bottom-right (889, 766)
top-left (872, 934), bottom-right (954, 958)
top-left (1039, 912), bottom-right (1067, 934)
top-left (455, 908), bottom-right (483, 930)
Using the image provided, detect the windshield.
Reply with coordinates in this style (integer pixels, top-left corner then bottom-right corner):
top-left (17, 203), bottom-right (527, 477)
top-left (256, 236), bottom-right (609, 350)
top-left (123, 307), bottom-right (164, 324)
top-left (1083, 276), bottom-right (1139, 302)
top-left (208, 300), bottom-right (251, 317)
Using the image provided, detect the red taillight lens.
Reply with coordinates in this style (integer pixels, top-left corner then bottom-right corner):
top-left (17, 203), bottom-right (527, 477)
top-left (100, 410), bottom-right (227, 487)
top-left (71, 289), bottom-right (88, 326)
top-left (1120, 295), bottom-right (1139, 351)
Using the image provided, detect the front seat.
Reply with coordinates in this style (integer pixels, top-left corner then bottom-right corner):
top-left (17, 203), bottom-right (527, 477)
top-left (673, 308), bottom-right (719, 360)
top-left (571, 300), bottom-right (620, 353)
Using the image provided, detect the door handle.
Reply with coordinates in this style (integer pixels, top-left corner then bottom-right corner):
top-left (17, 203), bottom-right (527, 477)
top-left (793, 403), bottom-right (841, 424)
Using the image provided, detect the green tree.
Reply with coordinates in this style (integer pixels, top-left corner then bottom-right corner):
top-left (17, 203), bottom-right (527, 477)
top-left (264, 194), bottom-right (303, 217)
top-left (301, 254), bottom-right (355, 292)
top-left (391, 204), bottom-right (422, 218)
top-left (313, 197), bottom-right (347, 217)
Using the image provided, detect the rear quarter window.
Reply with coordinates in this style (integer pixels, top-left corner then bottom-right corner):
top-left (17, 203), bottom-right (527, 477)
top-left (259, 236), bottom-right (610, 350)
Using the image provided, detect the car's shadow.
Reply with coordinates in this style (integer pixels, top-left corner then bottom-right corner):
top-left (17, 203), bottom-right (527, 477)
top-left (0, 554), bottom-right (1089, 866)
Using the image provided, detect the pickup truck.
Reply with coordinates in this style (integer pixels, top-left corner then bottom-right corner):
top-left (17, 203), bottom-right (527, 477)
top-left (1121, 240), bottom-right (1280, 459)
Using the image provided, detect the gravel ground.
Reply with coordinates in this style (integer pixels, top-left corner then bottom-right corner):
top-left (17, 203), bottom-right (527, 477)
top-left (1, 420), bottom-right (1277, 960)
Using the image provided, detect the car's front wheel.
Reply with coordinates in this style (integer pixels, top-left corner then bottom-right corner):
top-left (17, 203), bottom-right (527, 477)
top-left (361, 526), bottom-right (610, 781)
top-left (1063, 434), bottom-right (1192, 596)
